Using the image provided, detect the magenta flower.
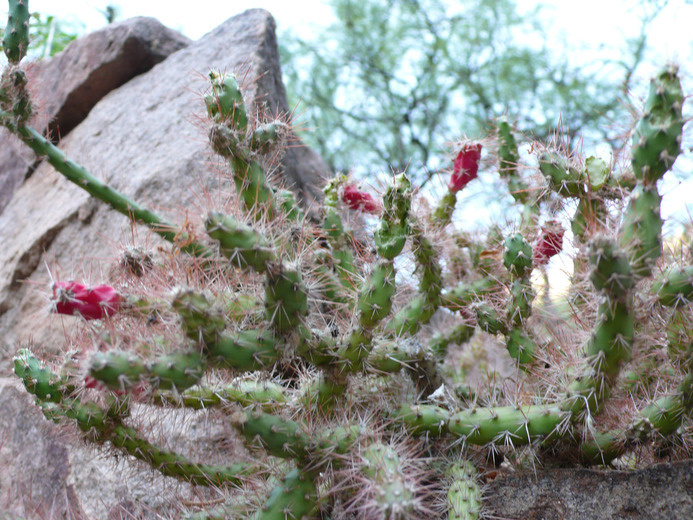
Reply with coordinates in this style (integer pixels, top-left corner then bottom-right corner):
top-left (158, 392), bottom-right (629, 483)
top-left (342, 184), bottom-right (381, 214)
top-left (51, 281), bottom-right (121, 320)
top-left (533, 221), bottom-right (565, 266)
top-left (450, 143), bottom-right (482, 192)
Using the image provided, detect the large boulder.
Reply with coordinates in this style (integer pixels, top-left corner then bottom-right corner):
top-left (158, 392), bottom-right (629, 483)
top-left (0, 17), bottom-right (191, 214)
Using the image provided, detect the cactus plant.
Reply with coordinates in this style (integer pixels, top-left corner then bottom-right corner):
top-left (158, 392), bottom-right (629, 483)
top-left (3, 3), bottom-right (693, 518)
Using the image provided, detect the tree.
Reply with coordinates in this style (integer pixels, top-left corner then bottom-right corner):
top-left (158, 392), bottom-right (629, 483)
top-left (279, 0), bottom-right (652, 183)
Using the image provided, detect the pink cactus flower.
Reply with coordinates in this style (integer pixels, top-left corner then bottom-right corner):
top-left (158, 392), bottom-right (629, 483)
top-left (449, 143), bottom-right (482, 192)
top-left (533, 221), bottom-right (565, 266)
top-left (342, 184), bottom-right (381, 214)
top-left (51, 281), bottom-right (121, 320)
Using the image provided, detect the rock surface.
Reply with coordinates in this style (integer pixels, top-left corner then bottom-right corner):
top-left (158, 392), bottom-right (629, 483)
top-left (0, 17), bottom-right (191, 214)
top-left (484, 461), bottom-right (693, 519)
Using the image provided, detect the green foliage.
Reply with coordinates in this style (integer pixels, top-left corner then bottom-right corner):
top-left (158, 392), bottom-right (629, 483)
top-left (279, 0), bottom-right (640, 180)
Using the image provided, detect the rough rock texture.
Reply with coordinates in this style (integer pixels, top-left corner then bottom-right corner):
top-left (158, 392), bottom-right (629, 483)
top-left (0, 9), bottom-right (330, 358)
top-left (0, 17), bottom-right (191, 214)
top-left (484, 461), bottom-right (693, 519)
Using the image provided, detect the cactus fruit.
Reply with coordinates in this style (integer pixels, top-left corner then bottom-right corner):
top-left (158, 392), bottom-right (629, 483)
top-left (533, 220), bottom-right (564, 265)
top-left (3, 9), bottom-right (693, 517)
top-left (51, 281), bottom-right (121, 320)
top-left (342, 184), bottom-right (381, 214)
top-left (450, 143), bottom-right (482, 192)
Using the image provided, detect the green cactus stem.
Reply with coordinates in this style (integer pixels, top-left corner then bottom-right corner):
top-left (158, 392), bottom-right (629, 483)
top-left (14, 348), bottom-right (70, 403)
top-left (264, 263), bottom-right (308, 334)
top-left (172, 289), bottom-right (226, 343)
top-left (631, 64), bottom-right (683, 185)
top-left (89, 350), bottom-right (147, 391)
top-left (3, 0), bottom-right (30, 63)
top-left (397, 403), bottom-right (567, 446)
top-left (653, 265), bottom-right (693, 307)
top-left (497, 117), bottom-right (529, 204)
top-left (155, 378), bottom-right (288, 411)
top-left (357, 442), bottom-right (418, 519)
top-left (619, 185), bottom-right (663, 279)
top-left (205, 71), bottom-right (248, 130)
top-left (205, 212), bottom-right (276, 272)
top-left (447, 460), bottom-right (482, 520)
top-left (2, 123), bottom-right (211, 256)
top-left (385, 221), bottom-right (442, 337)
top-left (207, 329), bottom-right (283, 372)
top-left (539, 151), bottom-right (584, 197)
top-left (256, 468), bottom-right (317, 520)
top-left (15, 349), bottom-right (254, 486)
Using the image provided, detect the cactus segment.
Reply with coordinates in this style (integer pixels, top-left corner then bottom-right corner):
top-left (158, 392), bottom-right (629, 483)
top-left (229, 155), bottom-right (275, 215)
top-left (497, 117), bottom-right (519, 178)
top-left (3, 0), bottom-right (30, 63)
top-left (265, 264), bottom-right (308, 333)
top-left (157, 379), bottom-right (288, 411)
top-left (507, 278), bottom-right (534, 326)
top-left (206, 212), bottom-right (276, 272)
top-left (207, 329), bottom-right (281, 371)
top-left (205, 71), bottom-right (248, 130)
top-left (633, 374), bottom-right (693, 437)
top-left (89, 351), bottom-right (147, 391)
top-left (447, 460), bottom-right (482, 520)
top-left (586, 299), bottom-right (634, 375)
top-left (356, 443), bottom-right (417, 519)
top-left (619, 185), bottom-right (662, 279)
top-left (588, 237), bottom-right (634, 297)
top-left (582, 156), bottom-right (610, 191)
top-left (395, 404), bottom-right (450, 435)
top-left (448, 405), bottom-right (565, 446)
top-left (172, 289), bottom-right (226, 343)
top-left (503, 233), bottom-right (533, 278)
top-left (539, 152), bottom-right (584, 196)
top-left (14, 348), bottom-right (69, 402)
top-left (506, 329), bottom-right (537, 366)
top-left (357, 260), bottom-right (396, 329)
top-left (147, 350), bottom-right (205, 391)
top-left (235, 409), bottom-right (310, 459)
top-left (631, 65), bottom-right (683, 184)
top-left (653, 266), bottom-right (693, 307)
top-left (432, 190), bottom-right (458, 226)
top-left (385, 223), bottom-right (442, 336)
top-left (441, 278), bottom-right (498, 311)
top-left (249, 121), bottom-right (289, 154)
top-left (374, 174), bottom-right (411, 259)
top-left (474, 303), bottom-right (507, 335)
top-left (257, 468), bottom-right (317, 520)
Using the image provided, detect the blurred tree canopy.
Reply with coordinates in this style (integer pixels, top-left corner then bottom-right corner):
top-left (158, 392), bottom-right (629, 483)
top-left (279, 0), bottom-right (658, 183)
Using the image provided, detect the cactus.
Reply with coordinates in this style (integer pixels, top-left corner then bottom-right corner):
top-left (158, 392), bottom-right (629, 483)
top-left (3, 4), bottom-right (693, 517)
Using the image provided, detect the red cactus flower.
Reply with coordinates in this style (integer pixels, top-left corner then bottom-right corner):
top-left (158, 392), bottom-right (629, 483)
top-left (450, 143), bottom-right (482, 192)
top-left (533, 221), bottom-right (565, 266)
top-left (342, 184), bottom-right (381, 214)
top-left (51, 281), bottom-right (121, 320)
